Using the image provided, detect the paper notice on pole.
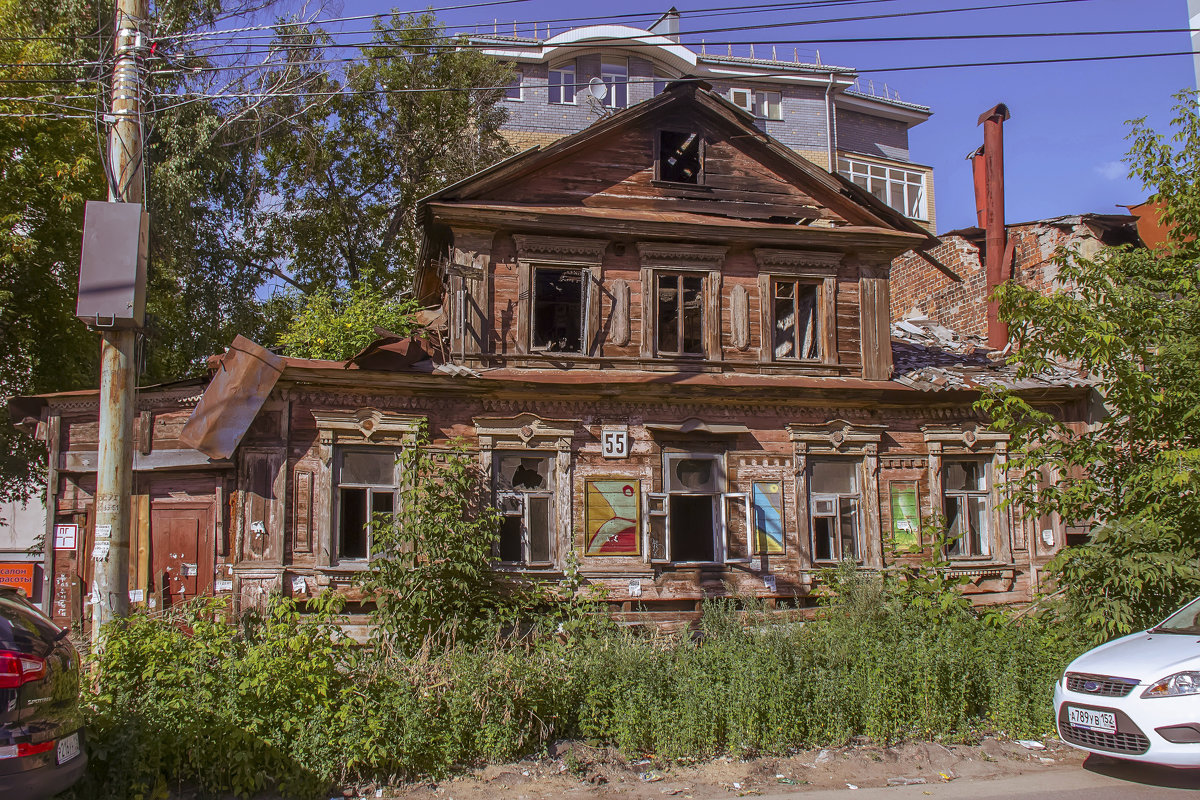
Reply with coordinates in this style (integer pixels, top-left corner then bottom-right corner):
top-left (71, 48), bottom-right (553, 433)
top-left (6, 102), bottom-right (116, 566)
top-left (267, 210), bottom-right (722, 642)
top-left (214, 580), bottom-right (233, 592)
top-left (94, 524), bottom-right (112, 541)
top-left (128, 589), bottom-right (144, 603)
top-left (91, 540), bottom-right (110, 560)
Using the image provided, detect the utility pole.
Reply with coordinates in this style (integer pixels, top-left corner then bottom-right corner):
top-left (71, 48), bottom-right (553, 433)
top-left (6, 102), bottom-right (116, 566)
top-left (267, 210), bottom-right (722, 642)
top-left (91, 0), bottom-right (149, 635)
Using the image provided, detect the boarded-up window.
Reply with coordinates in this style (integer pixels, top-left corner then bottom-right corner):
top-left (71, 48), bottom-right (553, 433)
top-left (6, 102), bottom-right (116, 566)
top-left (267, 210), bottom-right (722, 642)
top-left (772, 279), bottom-right (820, 360)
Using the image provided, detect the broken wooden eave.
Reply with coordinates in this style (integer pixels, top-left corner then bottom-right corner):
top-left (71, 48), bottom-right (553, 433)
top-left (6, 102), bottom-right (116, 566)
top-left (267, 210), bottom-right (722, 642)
top-left (423, 202), bottom-right (927, 253)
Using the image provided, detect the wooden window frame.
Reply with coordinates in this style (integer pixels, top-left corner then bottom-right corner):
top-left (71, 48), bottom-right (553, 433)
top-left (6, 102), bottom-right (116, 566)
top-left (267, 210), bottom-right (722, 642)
top-left (637, 243), bottom-right (727, 362)
top-left (494, 451), bottom-right (556, 568)
top-left (807, 457), bottom-right (862, 564)
top-left (941, 458), bottom-right (991, 559)
top-left (512, 235), bottom-right (606, 358)
top-left (332, 447), bottom-right (400, 564)
top-left (922, 424), bottom-right (1013, 565)
top-left (655, 129), bottom-right (706, 186)
top-left (755, 249), bottom-right (841, 367)
top-left (768, 276), bottom-right (823, 362)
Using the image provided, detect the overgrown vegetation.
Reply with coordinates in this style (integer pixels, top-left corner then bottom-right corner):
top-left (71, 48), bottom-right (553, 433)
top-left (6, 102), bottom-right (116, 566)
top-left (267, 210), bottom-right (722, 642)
top-left (980, 91), bottom-right (1200, 641)
top-left (276, 282), bottom-right (419, 361)
top-left (73, 559), bottom-right (1086, 800)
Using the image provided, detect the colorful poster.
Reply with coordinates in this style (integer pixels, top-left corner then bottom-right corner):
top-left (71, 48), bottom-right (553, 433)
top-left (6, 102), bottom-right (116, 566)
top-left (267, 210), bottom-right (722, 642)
top-left (890, 482), bottom-right (921, 552)
top-left (585, 479), bottom-right (641, 555)
top-left (752, 481), bottom-right (785, 554)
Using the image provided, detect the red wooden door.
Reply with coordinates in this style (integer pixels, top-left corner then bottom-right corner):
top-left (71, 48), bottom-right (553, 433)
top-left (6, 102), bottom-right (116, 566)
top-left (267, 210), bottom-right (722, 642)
top-left (151, 505), bottom-right (213, 607)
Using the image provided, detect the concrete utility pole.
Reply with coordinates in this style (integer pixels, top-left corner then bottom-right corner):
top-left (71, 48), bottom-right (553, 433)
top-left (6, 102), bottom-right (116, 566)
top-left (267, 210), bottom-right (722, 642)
top-left (91, 0), bottom-right (149, 635)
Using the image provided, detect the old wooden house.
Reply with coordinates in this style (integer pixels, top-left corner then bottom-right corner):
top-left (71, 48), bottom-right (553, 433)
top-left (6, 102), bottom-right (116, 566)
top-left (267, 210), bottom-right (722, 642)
top-left (13, 82), bottom-right (1092, 627)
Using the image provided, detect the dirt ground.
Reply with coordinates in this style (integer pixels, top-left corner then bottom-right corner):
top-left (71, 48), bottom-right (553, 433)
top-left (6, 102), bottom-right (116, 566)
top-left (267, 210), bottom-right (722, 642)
top-left (349, 737), bottom-right (1086, 800)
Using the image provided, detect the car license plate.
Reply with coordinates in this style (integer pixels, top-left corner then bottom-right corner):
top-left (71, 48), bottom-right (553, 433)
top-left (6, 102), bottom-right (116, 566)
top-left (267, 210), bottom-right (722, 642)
top-left (56, 732), bottom-right (79, 765)
top-left (1068, 706), bottom-right (1117, 734)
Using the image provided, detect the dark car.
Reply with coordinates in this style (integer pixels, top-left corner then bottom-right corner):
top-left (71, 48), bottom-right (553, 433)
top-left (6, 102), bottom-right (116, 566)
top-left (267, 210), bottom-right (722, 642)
top-left (0, 586), bottom-right (86, 798)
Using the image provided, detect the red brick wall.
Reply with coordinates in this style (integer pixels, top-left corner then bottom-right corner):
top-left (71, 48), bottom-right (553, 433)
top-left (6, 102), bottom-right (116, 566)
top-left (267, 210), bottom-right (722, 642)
top-left (889, 219), bottom-right (1101, 334)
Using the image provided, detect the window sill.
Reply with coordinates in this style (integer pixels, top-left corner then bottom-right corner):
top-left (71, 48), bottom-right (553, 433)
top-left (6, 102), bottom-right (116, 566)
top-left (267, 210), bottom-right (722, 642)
top-left (649, 179), bottom-right (712, 193)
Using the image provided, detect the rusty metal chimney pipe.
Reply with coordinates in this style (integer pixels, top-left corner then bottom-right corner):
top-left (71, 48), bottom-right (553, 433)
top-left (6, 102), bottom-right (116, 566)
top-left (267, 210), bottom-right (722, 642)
top-left (977, 103), bottom-right (1011, 350)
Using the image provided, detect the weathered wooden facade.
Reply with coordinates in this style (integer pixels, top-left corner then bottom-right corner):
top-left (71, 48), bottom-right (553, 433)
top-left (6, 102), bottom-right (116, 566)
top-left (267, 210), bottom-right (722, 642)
top-left (14, 83), bottom-right (1092, 627)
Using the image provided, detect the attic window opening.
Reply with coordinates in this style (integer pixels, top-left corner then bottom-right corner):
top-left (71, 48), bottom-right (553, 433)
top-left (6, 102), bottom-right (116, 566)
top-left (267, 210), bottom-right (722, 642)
top-left (532, 267), bottom-right (584, 352)
top-left (659, 130), bottom-right (702, 184)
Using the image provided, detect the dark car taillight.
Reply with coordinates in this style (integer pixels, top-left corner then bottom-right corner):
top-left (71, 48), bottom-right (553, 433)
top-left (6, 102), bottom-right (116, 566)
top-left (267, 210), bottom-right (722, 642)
top-left (0, 650), bottom-right (45, 688)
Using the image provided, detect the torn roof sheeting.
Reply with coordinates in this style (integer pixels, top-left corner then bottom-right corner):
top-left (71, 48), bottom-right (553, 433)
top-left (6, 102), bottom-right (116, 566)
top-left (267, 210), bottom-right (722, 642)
top-left (891, 317), bottom-right (1093, 392)
top-left (180, 336), bottom-right (284, 459)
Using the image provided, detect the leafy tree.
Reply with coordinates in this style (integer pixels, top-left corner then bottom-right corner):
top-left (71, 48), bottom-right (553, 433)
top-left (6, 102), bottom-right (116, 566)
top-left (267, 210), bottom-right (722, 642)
top-left (0, 0), bottom-right (103, 499)
top-left (356, 435), bottom-right (524, 655)
top-left (276, 281), bottom-right (418, 360)
top-left (259, 12), bottom-right (514, 293)
top-left (980, 91), bottom-right (1200, 640)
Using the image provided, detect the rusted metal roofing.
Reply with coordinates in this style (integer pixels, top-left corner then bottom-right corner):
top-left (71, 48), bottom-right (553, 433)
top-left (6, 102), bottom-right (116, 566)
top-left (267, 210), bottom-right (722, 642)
top-left (179, 336), bottom-right (285, 459)
top-left (891, 316), bottom-right (1093, 393)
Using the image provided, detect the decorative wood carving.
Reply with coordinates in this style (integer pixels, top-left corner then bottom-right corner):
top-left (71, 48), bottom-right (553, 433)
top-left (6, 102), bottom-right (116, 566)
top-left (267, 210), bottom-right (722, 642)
top-left (293, 470), bottom-right (313, 554)
top-left (513, 234), bottom-right (607, 265)
top-left (731, 284), bottom-right (750, 351)
top-left (611, 279), bottom-right (631, 346)
top-left (753, 248), bottom-right (842, 274)
top-left (637, 242), bottom-right (728, 270)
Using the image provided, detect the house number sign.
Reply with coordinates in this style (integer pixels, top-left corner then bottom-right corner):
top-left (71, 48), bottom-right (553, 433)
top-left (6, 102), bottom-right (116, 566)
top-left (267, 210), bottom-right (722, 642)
top-left (601, 427), bottom-right (630, 459)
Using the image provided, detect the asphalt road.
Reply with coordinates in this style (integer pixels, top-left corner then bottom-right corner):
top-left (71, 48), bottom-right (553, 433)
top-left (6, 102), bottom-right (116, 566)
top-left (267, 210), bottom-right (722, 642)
top-left (756, 756), bottom-right (1200, 799)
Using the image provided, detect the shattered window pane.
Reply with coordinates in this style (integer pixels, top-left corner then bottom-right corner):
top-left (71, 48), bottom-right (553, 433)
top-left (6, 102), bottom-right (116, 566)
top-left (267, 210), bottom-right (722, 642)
top-left (494, 454), bottom-right (555, 565)
top-left (657, 273), bottom-right (705, 356)
top-left (659, 130), bottom-right (701, 183)
top-left (944, 459), bottom-right (990, 557)
top-left (532, 268), bottom-right (584, 352)
top-left (773, 279), bottom-right (820, 360)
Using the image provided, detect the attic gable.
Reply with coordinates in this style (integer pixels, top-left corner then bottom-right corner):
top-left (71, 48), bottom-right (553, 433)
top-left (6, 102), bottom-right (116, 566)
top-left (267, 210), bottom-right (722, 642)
top-left (423, 82), bottom-right (929, 236)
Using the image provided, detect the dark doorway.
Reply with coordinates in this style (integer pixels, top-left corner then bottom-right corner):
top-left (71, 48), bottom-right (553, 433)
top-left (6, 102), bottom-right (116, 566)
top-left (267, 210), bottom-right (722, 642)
top-left (670, 494), bottom-right (715, 561)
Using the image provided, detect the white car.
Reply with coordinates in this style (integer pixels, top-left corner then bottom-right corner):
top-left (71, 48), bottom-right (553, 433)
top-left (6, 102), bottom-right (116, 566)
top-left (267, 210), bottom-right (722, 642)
top-left (1054, 596), bottom-right (1200, 766)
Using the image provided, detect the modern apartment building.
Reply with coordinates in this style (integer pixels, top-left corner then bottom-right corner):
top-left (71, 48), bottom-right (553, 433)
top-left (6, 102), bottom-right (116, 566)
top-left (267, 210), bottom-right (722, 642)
top-left (475, 9), bottom-right (936, 229)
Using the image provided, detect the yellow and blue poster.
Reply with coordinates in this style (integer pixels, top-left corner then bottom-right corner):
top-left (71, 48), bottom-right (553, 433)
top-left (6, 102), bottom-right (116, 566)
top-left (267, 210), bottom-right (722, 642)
top-left (752, 481), bottom-right (785, 554)
top-left (585, 479), bottom-right (641, 555)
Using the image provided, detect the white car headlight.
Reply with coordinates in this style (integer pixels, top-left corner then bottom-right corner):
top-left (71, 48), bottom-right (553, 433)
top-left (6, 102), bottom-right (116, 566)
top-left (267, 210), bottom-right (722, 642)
top-left (1142, 671), bottom-right (1200, 698)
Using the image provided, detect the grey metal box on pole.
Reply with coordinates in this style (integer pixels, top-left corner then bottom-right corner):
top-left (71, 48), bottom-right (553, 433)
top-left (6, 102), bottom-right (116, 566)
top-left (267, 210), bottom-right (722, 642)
top-left (76, 200), bottom-right (148, 329)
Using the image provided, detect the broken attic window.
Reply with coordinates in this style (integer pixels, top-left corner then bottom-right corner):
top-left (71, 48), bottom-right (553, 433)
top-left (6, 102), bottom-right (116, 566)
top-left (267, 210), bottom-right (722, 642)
top-left (773, 279), bottom-right (820, 360)
top-left (659, 130), bottom-right (702, 184)
top-left (531, 267), bottom-right (584, 352)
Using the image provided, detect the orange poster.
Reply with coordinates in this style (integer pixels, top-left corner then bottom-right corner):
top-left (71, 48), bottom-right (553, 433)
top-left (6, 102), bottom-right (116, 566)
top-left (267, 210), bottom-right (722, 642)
top-left (0, 562), bottom-right (36, 598)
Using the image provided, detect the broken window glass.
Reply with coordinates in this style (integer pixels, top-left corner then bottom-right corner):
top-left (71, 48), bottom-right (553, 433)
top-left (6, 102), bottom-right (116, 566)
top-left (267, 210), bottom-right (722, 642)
top-left (659, 130), bottom-right (701, 183)
top-left (773, 279), bottom-right (820, 360)
top-left (657, 273), bottom-right (705, 356)
top-left (335, 448), bottom-right (399, 562)
top-left (532, 268), bottom-right (584, 352)
top-left (944, 460), bottom-right (990, 557)
top-left (494, 454), bottom-right (554, 565)
top-left (809, 459), bottom-right (860, 561)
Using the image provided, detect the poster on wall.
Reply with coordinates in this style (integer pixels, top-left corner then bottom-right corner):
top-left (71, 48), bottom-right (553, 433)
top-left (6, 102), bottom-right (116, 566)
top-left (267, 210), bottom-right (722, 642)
top-left (585, 479), bottom-right (641, 555)
top-left (890, 482), bottom-right (921, 552)
top-left (752, 481), bottom-right (785, 554)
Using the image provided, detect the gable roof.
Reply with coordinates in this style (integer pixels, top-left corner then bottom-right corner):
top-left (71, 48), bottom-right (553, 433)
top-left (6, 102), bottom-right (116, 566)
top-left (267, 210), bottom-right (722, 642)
top-left (414, 80), bottom-right (934, 299)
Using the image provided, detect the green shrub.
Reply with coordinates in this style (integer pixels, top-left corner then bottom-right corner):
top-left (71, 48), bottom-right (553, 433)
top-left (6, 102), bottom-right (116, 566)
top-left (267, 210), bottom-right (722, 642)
top-left (74, 558), bottom-right (1088, 798)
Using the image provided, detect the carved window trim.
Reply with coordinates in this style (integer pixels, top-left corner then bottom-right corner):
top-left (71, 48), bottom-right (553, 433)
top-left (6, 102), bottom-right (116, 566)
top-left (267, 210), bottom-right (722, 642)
top-left (755, 249), bottom-right (840, 366)
top-left (513, 235), bottom-right (606, 357)
top-left (475, 413), bottom-right (579, 571)
top-left (637, 243), bottom-right (727, 360)
top-left (788, 420), bottom-right (885, 569)
top-left (922, 424), bottom-right (1011, 564)
top-left (311, 409), bottom-right (426, 569)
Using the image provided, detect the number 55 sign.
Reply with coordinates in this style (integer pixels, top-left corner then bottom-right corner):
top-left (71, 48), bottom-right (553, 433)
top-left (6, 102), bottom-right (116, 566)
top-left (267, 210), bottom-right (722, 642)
top-left (601, 427), bottom-right (629, 459)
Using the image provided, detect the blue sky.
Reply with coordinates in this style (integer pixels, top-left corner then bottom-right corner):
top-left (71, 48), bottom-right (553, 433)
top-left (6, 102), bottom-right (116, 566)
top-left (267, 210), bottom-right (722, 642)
top-left (333, 0), bottom-right (1195, 232)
